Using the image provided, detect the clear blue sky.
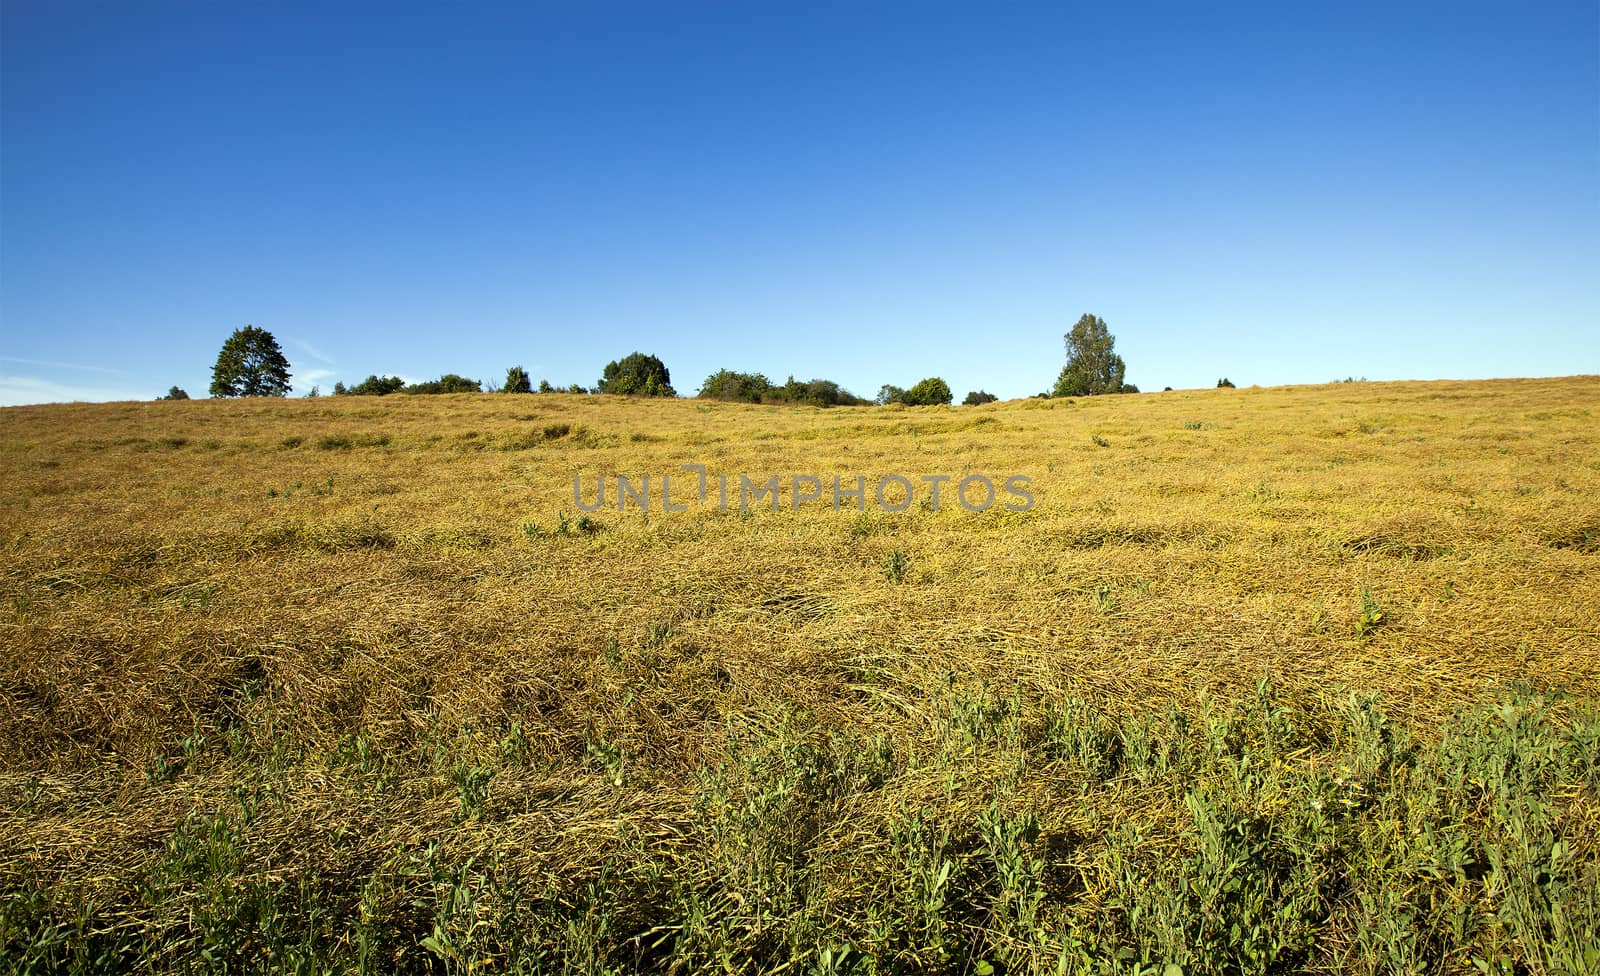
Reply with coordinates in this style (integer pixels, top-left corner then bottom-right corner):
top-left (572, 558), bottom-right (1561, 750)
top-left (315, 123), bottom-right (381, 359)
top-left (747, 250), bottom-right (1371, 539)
top-left (2, 1), bottom-right (1596, 405)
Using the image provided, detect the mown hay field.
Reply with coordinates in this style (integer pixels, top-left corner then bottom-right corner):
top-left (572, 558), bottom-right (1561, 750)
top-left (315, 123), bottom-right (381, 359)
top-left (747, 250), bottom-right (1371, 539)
top-left (2, 376), bottom-right (1598, 974)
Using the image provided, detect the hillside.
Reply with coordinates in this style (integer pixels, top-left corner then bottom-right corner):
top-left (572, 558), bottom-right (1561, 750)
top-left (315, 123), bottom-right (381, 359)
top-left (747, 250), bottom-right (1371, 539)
top-left (2, 376), bottom-right (1598, 973)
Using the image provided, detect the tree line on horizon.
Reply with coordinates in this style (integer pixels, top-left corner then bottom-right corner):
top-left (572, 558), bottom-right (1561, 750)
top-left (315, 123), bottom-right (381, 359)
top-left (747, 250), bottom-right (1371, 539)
top-left (180, 313), bottom-right (1171, 406)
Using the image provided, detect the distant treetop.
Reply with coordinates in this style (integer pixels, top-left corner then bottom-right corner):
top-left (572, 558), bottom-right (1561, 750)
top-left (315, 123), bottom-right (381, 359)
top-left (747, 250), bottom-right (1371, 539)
top-left (338, 375), bottom-right (406, 396)
top-left (598, 353), bottom-right (675, 397)
top-left (698, 370), bottom-right (869, 406)
top-left (879, 378), bottom-right (952, 406)
top-left (502, 366), bottom-right (533, 394)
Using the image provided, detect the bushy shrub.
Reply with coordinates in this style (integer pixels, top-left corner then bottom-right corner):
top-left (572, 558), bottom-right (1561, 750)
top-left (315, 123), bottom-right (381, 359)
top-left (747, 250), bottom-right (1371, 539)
top-left (160, 386), bottom-right (190, 401)
top-left (963, 389), bottom-right (998, 406)
top-left (1218, 377), bottom-right (1236, 389)
top-left (503, 366), bottom-right (532, 394)
top-left (405, 374), bottom-right (481, 395)
top-left (597, 352), bottom-right (675, 396)
top-left (338, 375), bottom-right (406, 396)
top-left (699, 369), bottom-right (771, 403)
top-left (902, 377), bottom-right (953, 406)
top-left (696, 371), bottom-right (868, 407)
top-left (765, 376), bottom-right (870, 407)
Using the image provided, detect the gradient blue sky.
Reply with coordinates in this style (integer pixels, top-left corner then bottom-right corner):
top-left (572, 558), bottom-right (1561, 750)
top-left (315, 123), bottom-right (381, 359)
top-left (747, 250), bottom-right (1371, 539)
top-left (2, 1), bottom-right (1596, 405)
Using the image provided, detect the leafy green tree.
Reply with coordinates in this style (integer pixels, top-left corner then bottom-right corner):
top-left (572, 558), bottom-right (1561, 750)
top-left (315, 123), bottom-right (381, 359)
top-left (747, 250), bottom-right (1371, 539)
top-left (503, 366), bottom-right (532, 394)
top-left (877, 384), bottom-right (907, 405)
top-left (698, 369), bottom-right (771, 403)
top-left (598, 352), bottom-right (675, 396)
top-left (537, 379), bottom-right (553, 394)
top-left (1217, 377), bottom-right (1236, 388)
top-left (963, 389), bottom-right (998, 406)
top-left (210, 325), bottom-right (291, 397)
top-left (405, 374), bottom-right (481, 394)
top-left (160, 386), bottom-right (190, 401)
top-left (800, 379), bottom-right (853, 406)
top-left (760, 375), bottom-right (869, 407)
top-left (1052, 314), bottom-right (1127, 397)
top-left (340, 375), bottom-right (405, 396)
top-left (902, 377), bottom-right (953, 406)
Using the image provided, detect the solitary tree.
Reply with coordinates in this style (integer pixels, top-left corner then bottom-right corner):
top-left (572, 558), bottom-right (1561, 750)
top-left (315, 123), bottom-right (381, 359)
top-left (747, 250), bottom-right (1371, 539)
top-left (210, 325), bottom-right (292, 397)
top-left (902, 377), bottom-right (953, 406)
top-left (160, 386), bottom-right (190, 401)
top-left (503, 366), bottom-right (532, 394)
top-left (597, 352), bottom-right (674, 396)
top-left (1052, 314), bottom-right (1127, 397)
top-left (963, 389), bottom-right (998, 406)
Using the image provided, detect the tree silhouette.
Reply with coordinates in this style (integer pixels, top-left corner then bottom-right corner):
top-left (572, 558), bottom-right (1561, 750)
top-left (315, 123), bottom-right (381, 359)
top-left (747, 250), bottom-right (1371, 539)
top-left (210, 325), bottom-right (291, 397)
top-left (1053, 314), bottom-right (1127, 397)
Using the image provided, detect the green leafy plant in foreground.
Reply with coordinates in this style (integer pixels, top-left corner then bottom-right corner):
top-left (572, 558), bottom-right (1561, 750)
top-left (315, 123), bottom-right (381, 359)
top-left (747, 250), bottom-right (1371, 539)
top-left (5, 683), bottom-right (1597, 974)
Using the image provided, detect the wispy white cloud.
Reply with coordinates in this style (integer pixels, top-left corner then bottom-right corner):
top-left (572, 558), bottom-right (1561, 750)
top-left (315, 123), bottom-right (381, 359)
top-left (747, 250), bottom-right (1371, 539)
top-left (296, 367), bottom-right (337, 392)
top-left (284, 336), bottom-right (334, 365)
top-left (0, 374), bottom-right (153, 407)
top-left (0, 356), bottom-right (126, 375)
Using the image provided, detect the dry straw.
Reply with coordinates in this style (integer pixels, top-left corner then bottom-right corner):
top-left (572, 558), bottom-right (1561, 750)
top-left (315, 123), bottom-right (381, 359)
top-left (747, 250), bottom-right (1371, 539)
top-left (1, 376), bottom-right (1596, 971)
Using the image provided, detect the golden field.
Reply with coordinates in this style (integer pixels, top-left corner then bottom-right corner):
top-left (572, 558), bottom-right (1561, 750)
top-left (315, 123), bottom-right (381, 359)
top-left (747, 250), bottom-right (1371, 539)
top-left (2, 376), bottom-right (1598, 974)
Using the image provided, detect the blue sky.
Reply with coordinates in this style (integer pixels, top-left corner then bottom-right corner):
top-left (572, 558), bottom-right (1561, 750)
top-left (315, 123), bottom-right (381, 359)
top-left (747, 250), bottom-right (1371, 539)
top-left (2, 1), bottom-right (1595, 405)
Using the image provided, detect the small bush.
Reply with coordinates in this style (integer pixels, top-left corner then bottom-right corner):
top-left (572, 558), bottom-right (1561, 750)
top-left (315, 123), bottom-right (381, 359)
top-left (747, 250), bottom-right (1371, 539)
top-left (405, 374), bottom-right (481, 395)
top-left (881, 549), bottom-right (909, 583)
top-left (699, 369), bottom-right (771, 403)
top-left (765, 376), bottom-right (869, 407)
top-left (597, 352), bottom-right (675, 397)
top-left (338, 375), bottom-right (405, 396)
top-left (963, 390), bottom-right (999, 406)
top-left (502, 366), bottom-right (532, 394)
top-left (901, 377), bottom-right (953, 406)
